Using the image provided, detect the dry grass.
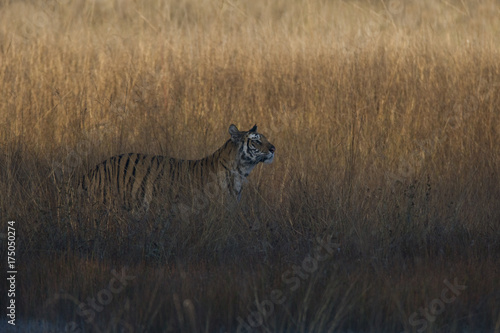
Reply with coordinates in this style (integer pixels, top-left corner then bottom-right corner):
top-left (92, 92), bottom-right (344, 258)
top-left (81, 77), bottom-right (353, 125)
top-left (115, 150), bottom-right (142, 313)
top-left (0, 0), bottom-right (499, 332)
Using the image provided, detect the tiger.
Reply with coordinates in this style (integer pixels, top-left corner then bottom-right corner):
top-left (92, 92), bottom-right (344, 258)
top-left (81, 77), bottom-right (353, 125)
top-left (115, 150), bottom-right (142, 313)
top-left (78, 124), bottom-right (275, 215)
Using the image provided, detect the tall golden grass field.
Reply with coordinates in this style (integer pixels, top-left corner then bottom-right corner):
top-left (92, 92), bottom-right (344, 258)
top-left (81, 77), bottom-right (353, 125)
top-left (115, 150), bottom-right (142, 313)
top-left (0, 0), bottom-right (499, 332)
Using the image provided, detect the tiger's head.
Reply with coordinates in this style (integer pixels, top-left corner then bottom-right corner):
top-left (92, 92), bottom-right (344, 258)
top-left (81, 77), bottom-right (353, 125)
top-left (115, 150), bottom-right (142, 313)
top-left (229, 124), bottom-right (275, 166)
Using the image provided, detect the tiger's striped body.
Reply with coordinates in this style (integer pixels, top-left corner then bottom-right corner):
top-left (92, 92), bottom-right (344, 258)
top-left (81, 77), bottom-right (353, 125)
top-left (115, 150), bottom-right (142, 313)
top-left (79, 125), bottom-right (275, 213)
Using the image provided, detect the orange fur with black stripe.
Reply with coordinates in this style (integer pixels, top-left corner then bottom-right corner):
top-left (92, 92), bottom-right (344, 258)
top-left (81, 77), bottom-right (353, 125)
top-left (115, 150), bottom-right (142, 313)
top-left (79, 124), bottom-right (275, 212)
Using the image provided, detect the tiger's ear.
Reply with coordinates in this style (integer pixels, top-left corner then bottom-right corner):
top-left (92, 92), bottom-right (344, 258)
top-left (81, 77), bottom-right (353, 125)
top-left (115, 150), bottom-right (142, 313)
top-left (229, 124), bottom-right (241, 142)
top-left (249, 124), bottom-right (257, 132)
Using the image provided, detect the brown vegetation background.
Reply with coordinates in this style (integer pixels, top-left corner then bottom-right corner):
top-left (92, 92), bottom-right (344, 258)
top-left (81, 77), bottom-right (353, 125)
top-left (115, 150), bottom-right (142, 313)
top-left (0, 0), bottom-right (499, 332)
